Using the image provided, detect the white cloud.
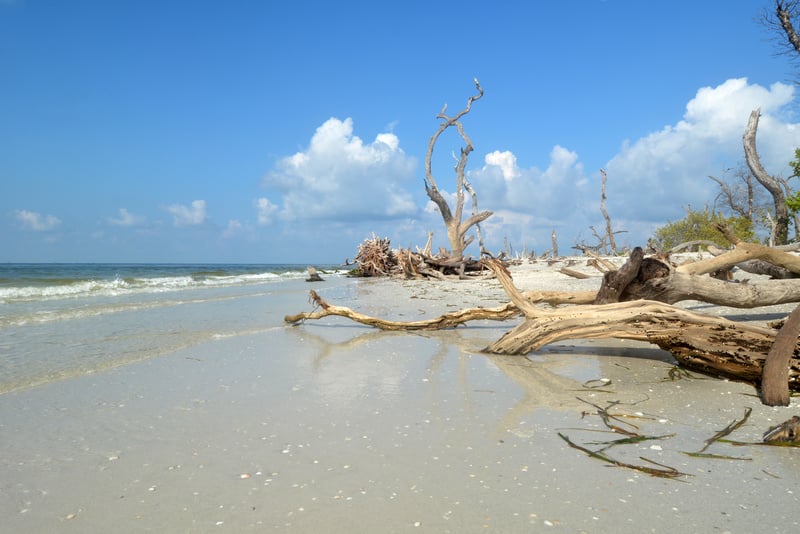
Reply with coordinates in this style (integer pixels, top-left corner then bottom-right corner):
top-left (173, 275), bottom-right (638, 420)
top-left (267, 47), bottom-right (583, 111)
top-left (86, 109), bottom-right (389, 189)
top-left (484, 150), bottom-right (520, 181)
top-left (107, 208), bottom-right (145, 227)
top-left (255, 197), bottom-right (278, 226)
top-left (14, 210), bottom-right (61, 231)
top-left (222, 219), bottom-right (243, 239)
top-left (263, 117), bottom-right (418, 221)
top-left (258, 79), bottom-right (800, 257)
top-left (166, 200), bottom-right (207, 226)
top-left (435, 78), bottom-right (800, 253)
top-left (605, 78), bottom-right (800, 224)
top-left (470, 145), bottom-right (587, 218)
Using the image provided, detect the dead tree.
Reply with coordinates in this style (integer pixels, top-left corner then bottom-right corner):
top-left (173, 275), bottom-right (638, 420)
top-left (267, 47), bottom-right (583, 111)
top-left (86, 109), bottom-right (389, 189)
top-left (599, 169), bottom-right (617, 254)
top-left (707, 163), bottom-right (770, 225)
top-left (766, 1), bottom-right (800, 60)
top-left (424, 79), bottom-right (493, 261)
top-left (463, 168), bottom-right (489, 255)
top-left (743, 109), bottom-right (789, 245)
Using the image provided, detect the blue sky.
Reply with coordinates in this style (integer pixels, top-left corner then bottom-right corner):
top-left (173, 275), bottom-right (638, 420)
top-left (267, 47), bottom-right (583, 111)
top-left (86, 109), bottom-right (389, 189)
top-left (3, 0), bottom-right (800, 263)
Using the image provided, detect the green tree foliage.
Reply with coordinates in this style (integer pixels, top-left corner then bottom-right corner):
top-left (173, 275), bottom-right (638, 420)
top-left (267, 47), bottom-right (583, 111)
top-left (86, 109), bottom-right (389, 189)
top-left (653, 206), bottom-right (755, 251)
top-left (786, 148), bottom-right (800, 214)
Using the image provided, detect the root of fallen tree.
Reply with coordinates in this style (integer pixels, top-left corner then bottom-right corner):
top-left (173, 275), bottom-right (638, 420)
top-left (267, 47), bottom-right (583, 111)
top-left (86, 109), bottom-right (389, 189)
top-left (351, 234), bottom-right (491, 279)
top-left (288, 239), bottom-right (800, 404)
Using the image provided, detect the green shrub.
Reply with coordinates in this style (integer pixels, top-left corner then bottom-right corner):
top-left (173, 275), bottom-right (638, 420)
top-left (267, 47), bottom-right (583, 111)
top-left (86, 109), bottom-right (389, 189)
top-left (653, 206), bottom-right (754, 250)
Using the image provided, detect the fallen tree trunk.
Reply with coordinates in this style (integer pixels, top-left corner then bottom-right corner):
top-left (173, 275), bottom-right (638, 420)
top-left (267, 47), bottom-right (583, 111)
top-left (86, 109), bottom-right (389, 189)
top-left (483, 298), bottom-right (800, 388)
top-left (482, 259), bottom-right (800, 391)
top-left (589, 243), bottom-right (800, 308)
top-left (622, 270), bottom-right (800, 307)
top-left (736, 259), bottom-right (798, 279)
top-left (676, 235), bottom-right (800, 276)
top-left (522, 260), bottom-right (800, 308)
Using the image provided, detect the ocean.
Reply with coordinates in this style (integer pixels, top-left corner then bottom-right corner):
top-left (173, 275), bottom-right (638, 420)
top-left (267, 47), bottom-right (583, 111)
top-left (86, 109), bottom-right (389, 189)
top-left (0, 263), bottom-right (351, 395)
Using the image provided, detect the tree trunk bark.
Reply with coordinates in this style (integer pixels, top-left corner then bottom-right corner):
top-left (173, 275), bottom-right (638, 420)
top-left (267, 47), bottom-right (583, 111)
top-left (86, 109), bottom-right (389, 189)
top-left (481, 259), bottom-right (800, 391)
top-left (595, 247), bottom-right (643, 303)
top-left (761, 302), bottom-right (800, 405)
top-left (424, 80), bottom-right (492, 259)
top-left (743, 109), bottom-right (789, 245)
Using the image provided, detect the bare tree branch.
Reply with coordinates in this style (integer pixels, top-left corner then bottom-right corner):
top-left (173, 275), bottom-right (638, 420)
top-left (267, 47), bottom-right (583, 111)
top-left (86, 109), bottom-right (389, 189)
top-left (777, 0), bottom-right (800, 54)
top-left (424, 79), bottom-right (493, 259)
top-left (599, 169), bottom-right (617, 254)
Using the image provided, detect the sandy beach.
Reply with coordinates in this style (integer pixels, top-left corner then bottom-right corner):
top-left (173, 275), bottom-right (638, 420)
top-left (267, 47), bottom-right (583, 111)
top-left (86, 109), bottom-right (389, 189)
top-left (2, 260), bottom-right (800, 533)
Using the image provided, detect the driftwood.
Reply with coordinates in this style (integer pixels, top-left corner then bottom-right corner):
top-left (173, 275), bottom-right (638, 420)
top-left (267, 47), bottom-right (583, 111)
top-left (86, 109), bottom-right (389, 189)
top-left (677, 240), bottom-right (800, 276)
top-left (736, 259), bottom-right (798, 279)
top-left (763, 416), bottom-right (800, 444)
top-left (352, 235), bottom-right (490, 279)
top-left (761, 303), bottom-right (800, 406)
top-left (284, 290), bottom-right (519, 330)
top-left (305, 266), bottom-right (324, 282)
top-left (484, 298), bottom-right (800, 387)
top-left (622, 269), bottom-right (800, 308)
top-left (529, 267), bottom-right (800, 309)
top-left (537, 241), bottom-right (800, 309)
top-left (559, 267), bottom-right (591, 279)
top-left (594, 247), bottom-right (643, 304)
top-left (288, 241), bottom-right (800, 402)
top-left (481, 259), bottom-right (800, 392)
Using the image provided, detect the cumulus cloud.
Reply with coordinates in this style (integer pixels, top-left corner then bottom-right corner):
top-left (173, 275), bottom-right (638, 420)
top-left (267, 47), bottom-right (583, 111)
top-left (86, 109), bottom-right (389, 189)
top-left (107, 208), bottom-right (146, 227)
top-left (460, 78), bottom-right (800, 251)
top-left (484, 150), bottom-right (520, 181)
top-left (14, 210), bottom-right (61, 231)
top-left (258, 79), bottom-right (800, 255)
top-left (605, 78), bottom-right (800, 222)
top-left (255, 197), bottom-right (278, 226)
top-left (166, 200), bottom-right (207, 226)
top-left (470, 145), bottom-right (587, 218)
top-left (263, 117), bottom-right (418, 221)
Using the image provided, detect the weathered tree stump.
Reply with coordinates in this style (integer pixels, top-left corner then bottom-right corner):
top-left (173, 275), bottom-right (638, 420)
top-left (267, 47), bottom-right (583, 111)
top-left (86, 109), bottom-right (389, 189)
top-left (594, 247), bottom-right (643, 303)
top-left (305, 266), bottom-right (324, 282)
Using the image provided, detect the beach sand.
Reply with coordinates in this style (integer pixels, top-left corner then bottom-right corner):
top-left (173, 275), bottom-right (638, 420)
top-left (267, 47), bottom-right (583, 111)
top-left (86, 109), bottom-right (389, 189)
top-left (2, 260), bottom-right (800, 533)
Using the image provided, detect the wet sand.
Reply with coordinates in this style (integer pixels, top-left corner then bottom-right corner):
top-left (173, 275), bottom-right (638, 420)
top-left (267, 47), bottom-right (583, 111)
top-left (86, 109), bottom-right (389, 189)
top-left (2, 260), bottom-right (799, 533)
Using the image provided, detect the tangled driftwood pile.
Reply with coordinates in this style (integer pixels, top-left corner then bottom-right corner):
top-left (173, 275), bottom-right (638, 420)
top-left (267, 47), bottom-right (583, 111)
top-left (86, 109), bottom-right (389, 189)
top-left (351, 234), bottom-right (396, 277)
top-left (350, 234), bottom-right (488, 279)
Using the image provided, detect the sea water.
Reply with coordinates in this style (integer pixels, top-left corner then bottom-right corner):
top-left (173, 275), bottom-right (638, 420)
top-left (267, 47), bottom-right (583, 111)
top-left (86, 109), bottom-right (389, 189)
top-left (0, 263), bottom-right (351, 394)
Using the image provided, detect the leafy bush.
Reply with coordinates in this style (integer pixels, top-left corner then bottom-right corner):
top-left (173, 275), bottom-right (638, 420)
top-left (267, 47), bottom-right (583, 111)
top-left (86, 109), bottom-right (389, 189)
top-left (787, 148), bottom-right (800, 214)
top-left (653, 206), bottom-right (754, 250)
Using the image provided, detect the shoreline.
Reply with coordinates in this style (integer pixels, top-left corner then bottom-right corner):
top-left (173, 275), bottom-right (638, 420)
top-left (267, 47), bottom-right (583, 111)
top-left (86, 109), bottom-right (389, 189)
top-left (2, 261), bottom-right (800, 532)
